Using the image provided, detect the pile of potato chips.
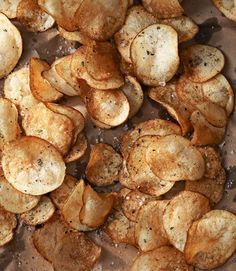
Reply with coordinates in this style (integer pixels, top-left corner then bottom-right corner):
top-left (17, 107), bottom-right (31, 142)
top-left (0, 0), bottom-right (236, 270)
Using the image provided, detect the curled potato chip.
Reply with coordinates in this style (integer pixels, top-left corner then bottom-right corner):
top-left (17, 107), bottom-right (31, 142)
top-left (0, 98), bottom-right (20, 151)
top-left (149, 83), bottom-right (192, 135)
top-left (22, 103), bottom-right (74, 155)
top-left (131, 24), bottom-right (179, 86)
top-left (130, 246), bottom-right (192, 271)
top-left (0, 207), bottom-right (17, 246)
top-left (16, 0), bottom-right (55, 32)
top-left (0, 13), bottom-right (22, 79)
top-left (4, 67), bottom-right (39, 116)
top-left (146, 135), bottom-right (205, 181)
top-left (20, 196), bottom-right (55, 225)
top-left (185, 210), bottom-right (236, 269)
top-left (0, 0), bottom-right (20, 19)
top-left (86, 89), bottom-right (130, 127)
top-left (58, 26), bottom-right (93, 45)
top-left (85, 143), bottom-right (122, 187)
top-left (127, 136), bottom-right (175, 196)
top-left (181, 44), bottom-right (225, 83)
top-left (135, 200), bottom-right (170, 252)
top-left (0, 176), bottom-right (40, 214)
top-left (163, 191), bottom-right (210, 252)
top-left (76, 0), bottom-right (128, 41)
top-left (213, 0), bottom-right (236, 22)
top-left (114, 5), bottom-right (157, 64)
top-left (2, 136), bottom-right (66, 195)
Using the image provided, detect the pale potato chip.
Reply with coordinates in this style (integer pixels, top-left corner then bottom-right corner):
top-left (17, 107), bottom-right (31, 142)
top-left (23, 103), bottom-right (74, 155)
top-left (185, 210), bottom-right (236, 269)
top-left (135, 200), bottom-right (170, 252)
top-left (4, 67), bottom-right (39, 116)
top-left (114, 5), bottom-right (157, 64)
top-left (0, 98), bottom-right (20, 151)
top-left (163, 191), bottom-right (210, 252)
top-left (190, 110), bottom-right (225, 145)
top-left (119, 161), bottom-right (137, 190)
top-left (20, 196), bottom-right (55, 225)
top-left (131, 24), bottom-right (179, 86)
top-left (2, 136), bottom-right (66, 195)
top-left (127, 136), bottom-right (175, 196)
top-left (121, 119), bottom-right (181, 160)
top-left (0, 207), bottom-right (17, 246)
top-left (86, 88), bottom-right (130, 127)
top-left (0, 13), bottom-right (22, 79)
top-left (0, 0), bottom-right (20, 18)
top-left (16, 0), bottom-right (55, 32)
top-left (85, 143), bottom-right (122, 187)
top-left (130, 246), bottom-right (192, 271)
top-left (213, 0), bottom-right (236, 22)
top-left (58, 26), bottom-right (93, 45)
top-left (142, 0), bottom-right (184, 18)
top-left (146, 135), bottom-right (205, 181)
top-left (0, 176), bottom-right (40, 214)
top-left (76, 0), bottom-right (128, 41)
top-left (181, 44), bottom-right (225, 83)
top-left (29, 58), bottom-right (63, 102)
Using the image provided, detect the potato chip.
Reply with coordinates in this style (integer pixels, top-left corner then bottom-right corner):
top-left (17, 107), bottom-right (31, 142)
top-left (135, 200), bottom-right (170, 252)
top-left (142, 0), bottom-right (184, 18)
top-left (185, 210), bottom-right (236, 269)
top-left (163, 191), bottom-right (210, 252)
top-left (2, 136), bottom-right (66, 195)
top-left (0, 98), bottom-right (20, 151)
top-left (4, 67), bottom-right (39, 116)
top-left (146, 135), bottom-right (205, 181)
top-left (119, 161), bottom-right (137, 190)
top-left (121, 119), bottom-right (181, 160)
top-left (127, 136), bottom-right (175, 196)
top-left (0, 207), bottom-right (17, 246)
top-left (131, 24), bottom-right (179, 86)
top-left (85, 143), bottom-right (122, 186)
top-left (148, 83), bottom-right (192, 135)
top-left (58, 26), bottom-right (93, 45)
top-left (130, 246), bottom-right (192, 271)
top-left (20, 196), bottom-right (55, 225)
top-left (213, 0), bottom-right (236, 22)
top-left (86, 88), bottom-right (130, 127)
top-left (0, 0), bottom-right (20, 18)
top-left (76, 0), bottom-right (128, 41)
top-left (0, 176), bottom-right (40, 214)
top-left (181, 44), bottom-right (225, 83)
top-left (114, 5), bottom-right (157, 63)
top-left (0, 13), bottom-right (22, 79)
top-left (89, 116), bottom-right (112, 129)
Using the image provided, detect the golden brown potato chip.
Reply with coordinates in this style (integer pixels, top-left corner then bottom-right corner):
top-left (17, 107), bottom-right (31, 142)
top-left (181, 44), bottom-right (225, 83)
top-left (16, 0), bottom-right (55, 32)
top-left (119, 161), bottom-right (137, 190)
top-left (142, 0), bottom-right (184, 18)
top-left (85, 143), bottom-right (122, 187)
top-left (185, 210), bottom-right (236, 269)
top-left (0, 13), bottom-right (22, 79)
top-left (29, 58), bottom-right (63, 102)
top-left (127, 136), bottom-right (175, 196)
top-left (130, 246), bottom-right (192, 271)
top-left (58, 26), bottom-right (93, 45)
top-left (20, 196), bottom-right (55, 225)
top-left (213, 0), bottom-right (236, 22)
top-left (131, 24), bottom-right (179, 86)
top-left (76, 0), bottom-right (128, 41)
top-left (148, 83), bottom-right (192, 135)
top-left (135, 200), bottom-right (170, 252)
top-left (4, 67), bottom-right (39, 116)
top-left (121, 119), bottom-right (181, 160)
top-left (114, 5), bottom-right (157, 64)
top-left (0, 176), bottom-right (40, 214)
top-left (146, 135), bottom-right (205, 181)
top-left (0, 207), bottom-right (17, 246)
top-left (2, 136), bottom-right (66, 195)
top-left (22, 103), bottom-right (74, 155)
top-left (163, 191), bottom-right (210, 252)
top-left (0, 98), bottom-right (20, 151)
top-left (0, 0), bottom-right (20, 19)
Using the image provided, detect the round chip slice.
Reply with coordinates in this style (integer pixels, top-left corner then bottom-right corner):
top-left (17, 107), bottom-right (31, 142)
top-left (0, 13), bottom-right (22, 79)
top-left (163, 191), bottom-right (210, 252)
top-left (0, 207), bottom-right (17, 246)
top-left (146, 135), bottom-right (205, 181)
top-left (2, 136), bottom-right (66, 195)
top-left (185, 210), bottom-right (236, 269)
top-left (213, 0), bottom-right (236, 22)
top-left (0, 0), bottom-right (20, 19)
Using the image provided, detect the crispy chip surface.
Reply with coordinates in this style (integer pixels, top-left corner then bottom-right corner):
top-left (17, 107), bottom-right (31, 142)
top-left (213, 0), bottom-right (236, 22)
top-left (0, 0), bottom-right (20, 18)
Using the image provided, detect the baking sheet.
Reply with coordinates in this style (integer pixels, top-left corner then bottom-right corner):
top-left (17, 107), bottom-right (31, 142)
top-left (0, 0), bottom-right (236, 270)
